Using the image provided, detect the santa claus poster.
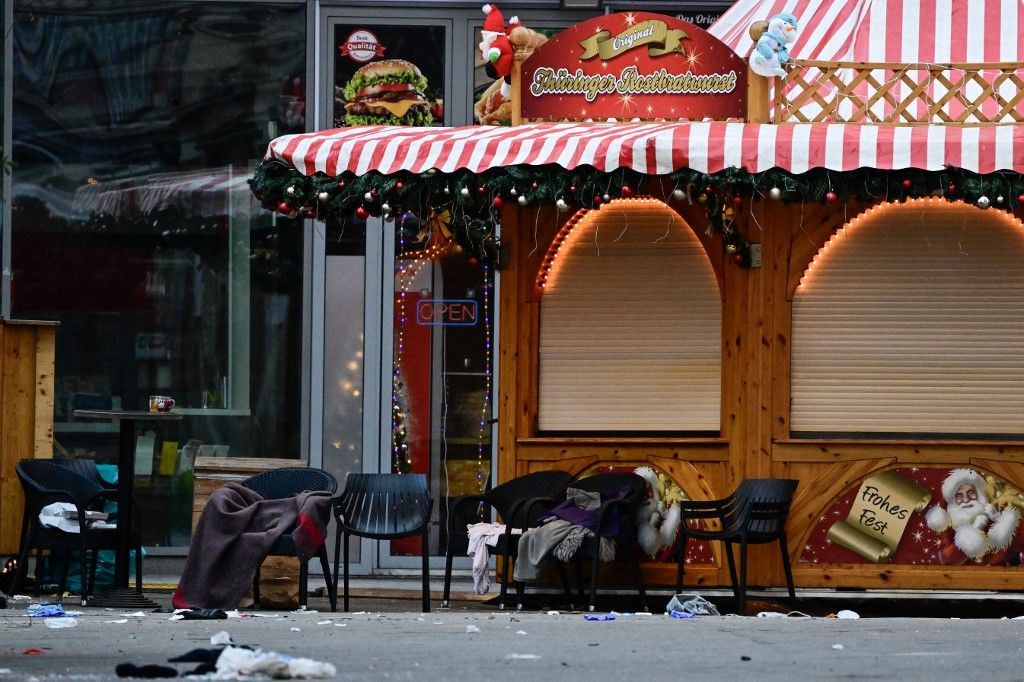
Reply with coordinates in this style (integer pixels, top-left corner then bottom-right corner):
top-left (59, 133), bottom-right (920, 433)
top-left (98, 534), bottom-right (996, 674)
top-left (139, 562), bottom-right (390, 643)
top-left (801, 467), bottom-right (1024, 566)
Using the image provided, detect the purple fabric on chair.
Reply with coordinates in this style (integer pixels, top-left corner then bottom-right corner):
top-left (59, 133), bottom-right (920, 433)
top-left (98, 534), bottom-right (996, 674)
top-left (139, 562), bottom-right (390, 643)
top-left (172, 482), bottom-right (332, 609)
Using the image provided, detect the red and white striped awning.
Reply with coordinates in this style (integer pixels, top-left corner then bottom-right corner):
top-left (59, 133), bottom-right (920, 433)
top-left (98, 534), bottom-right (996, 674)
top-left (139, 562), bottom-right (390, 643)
top-left (264, 122), bottom-right (1024, 178)
top-left (709, 0), bottom-right (1024, 123)
top-left (710, 0), bottom-right (1024, 65)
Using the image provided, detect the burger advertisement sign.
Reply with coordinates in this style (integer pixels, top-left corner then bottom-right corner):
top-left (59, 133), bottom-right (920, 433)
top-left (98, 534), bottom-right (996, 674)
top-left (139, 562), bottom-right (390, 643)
top-left (334, 24), bottom-right (445, 127)
top-left (521, 12), bottom-right (746, 122)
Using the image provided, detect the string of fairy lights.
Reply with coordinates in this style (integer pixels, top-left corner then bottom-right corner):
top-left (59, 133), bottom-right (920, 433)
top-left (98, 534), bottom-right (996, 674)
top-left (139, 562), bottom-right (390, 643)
top-left (390, 213), bottom-right (492, 497)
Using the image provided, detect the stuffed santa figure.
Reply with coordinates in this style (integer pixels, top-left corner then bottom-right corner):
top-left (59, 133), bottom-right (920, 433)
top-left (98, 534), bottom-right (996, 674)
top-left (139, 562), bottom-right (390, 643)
top-left (479, 4), bottom-right (519, 98)
top-left (924, 468), bottom-right (1023, 565)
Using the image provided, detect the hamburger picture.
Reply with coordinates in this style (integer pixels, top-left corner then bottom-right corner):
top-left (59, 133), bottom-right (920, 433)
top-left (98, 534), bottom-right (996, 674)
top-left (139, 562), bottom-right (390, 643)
top-left (341, 59), bottom-right (434, 126)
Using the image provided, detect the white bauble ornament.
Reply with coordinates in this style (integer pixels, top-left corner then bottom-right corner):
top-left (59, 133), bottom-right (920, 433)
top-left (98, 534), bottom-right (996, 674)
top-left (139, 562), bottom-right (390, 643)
top-left (510, 187), bottom-right (518, 196)
top-left (318, 191), bottom-right (329, 202)
top-left (286, 186), bottom-right (296, 196)
top-left (977, 195), bottom-right (990, 209)
top-left (602, 193), bottom-right (611, 202)
top-left (671, 188), bottom-right (686, 201)
top-left (364, 191), bottom-right (374, 202)
top-left (460, 187), bottom-right (471, 198)
top-left (381, 202), bottom-right (391, 213)
top-left (769, 187), bottom-right (782, 200)
top-left (517, 195), bottom-right (528, 206)
top-left (555, 198), bottom-right (568, 211)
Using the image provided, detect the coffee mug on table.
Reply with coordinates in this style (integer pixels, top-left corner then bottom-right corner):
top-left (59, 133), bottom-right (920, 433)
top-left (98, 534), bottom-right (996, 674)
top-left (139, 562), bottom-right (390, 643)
top-left (149, 395), bottom-right (175, 413)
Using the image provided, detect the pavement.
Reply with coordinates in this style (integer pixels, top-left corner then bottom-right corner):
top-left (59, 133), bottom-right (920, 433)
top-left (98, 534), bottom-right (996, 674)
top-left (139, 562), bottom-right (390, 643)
top-left (3, 578), bottom-right (1024, 679)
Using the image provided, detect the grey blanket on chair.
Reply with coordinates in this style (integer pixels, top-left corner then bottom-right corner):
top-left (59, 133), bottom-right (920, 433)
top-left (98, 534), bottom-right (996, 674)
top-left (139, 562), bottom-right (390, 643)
top-left (172, 482), bottom-right (332, 609)
top-left (513, 489), bottom-right (615, 582)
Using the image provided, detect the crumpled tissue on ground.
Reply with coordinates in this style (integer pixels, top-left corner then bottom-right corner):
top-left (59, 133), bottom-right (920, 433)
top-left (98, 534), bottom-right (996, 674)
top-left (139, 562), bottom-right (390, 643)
top-left (215, 645), bottom-right (336, 679)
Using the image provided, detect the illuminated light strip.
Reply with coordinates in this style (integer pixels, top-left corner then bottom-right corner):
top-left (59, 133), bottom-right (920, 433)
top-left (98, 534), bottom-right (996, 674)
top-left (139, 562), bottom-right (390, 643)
top-left (797, 197), bottom-right (1024, 290)
top-left (534, 198), bottom-right (672, 291)
top-left (535, 207), bottom-right (588, 291)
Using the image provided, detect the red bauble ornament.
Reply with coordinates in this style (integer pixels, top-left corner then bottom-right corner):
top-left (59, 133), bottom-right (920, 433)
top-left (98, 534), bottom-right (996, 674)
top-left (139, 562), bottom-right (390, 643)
top-left (531, 182), bottom-right (539, 190)
top-left (733, 195), bottom-right (743, 206)
top-left (306, 210), bottom-right (317, 220)
top-left (704, 185), bottom-right (713, 194)
top-left (395, 181), bottom-right (404, 190)
top-left (569, 185), bottom-right (577, 193)
top-left (467, 256), bottom-right (479, 266)
top-left (1018, 193), bottom-right (1024, 205)
top-left (370, 188), bottom-right (378, 197)
top-left (478, 186), bottom-right (486, 194)
top-left (593, 195), bottom-right (603, 205)
top-left (277, 202), bottom-right (291, 213)
top-left (338, 180), bottom-right (346, 188)
top-left (621, 185), bottom-right (633, 197)
top-left (947, 183), bottom-right (957, 195)
top-left (733, 253), bottom-right (744, 264)
top-left (902, 178), bottom-right (912, 189)
top-left (825, 191), bottom-right (839, 204)
top-left (355, 206), bottom-right (369, 219)
top-left (492, 196), bottom-right (505, 209)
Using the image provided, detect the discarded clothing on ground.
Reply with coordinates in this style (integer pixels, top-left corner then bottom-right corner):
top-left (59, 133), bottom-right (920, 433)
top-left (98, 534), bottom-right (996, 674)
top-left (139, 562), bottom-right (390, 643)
top-left (215, 645), bottom-right (337, 679)
top-left (513, 487), bottom-right (622, 582)
top-left (172, 482), bottom-right (332, 610)
top-left (466, 522), bottom-right (505, 595)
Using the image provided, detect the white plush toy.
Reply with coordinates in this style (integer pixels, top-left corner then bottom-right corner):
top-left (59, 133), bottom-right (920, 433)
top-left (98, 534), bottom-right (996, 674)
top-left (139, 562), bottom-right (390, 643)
top-left (634, 466), bottom-right (683, 558)
top-left (749, 12), bottom-right (798, 78)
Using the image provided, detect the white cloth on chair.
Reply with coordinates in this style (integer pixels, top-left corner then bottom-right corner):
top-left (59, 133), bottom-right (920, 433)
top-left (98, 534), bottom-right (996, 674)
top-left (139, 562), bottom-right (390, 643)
top-left (466, 522), bottom-right (506, 595)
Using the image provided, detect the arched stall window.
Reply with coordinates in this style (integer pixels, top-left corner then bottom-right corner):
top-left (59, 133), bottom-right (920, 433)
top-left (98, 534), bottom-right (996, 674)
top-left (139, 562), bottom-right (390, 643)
top-left (536, 199), bottom-right (722, 432)
top-left (791, 198), bottom-right (1024, 438)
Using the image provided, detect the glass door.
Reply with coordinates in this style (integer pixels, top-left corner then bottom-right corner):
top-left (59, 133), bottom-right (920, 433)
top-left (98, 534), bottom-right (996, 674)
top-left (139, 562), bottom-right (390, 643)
top-left (379, 214), bottom-right (496, 567)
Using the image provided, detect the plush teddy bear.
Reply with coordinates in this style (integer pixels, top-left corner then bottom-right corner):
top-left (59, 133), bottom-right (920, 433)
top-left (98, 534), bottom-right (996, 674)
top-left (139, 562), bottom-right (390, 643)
top-left (749, 12), bottom-right (799, 78)
top-left (634, 466), bottom-right (683, 558)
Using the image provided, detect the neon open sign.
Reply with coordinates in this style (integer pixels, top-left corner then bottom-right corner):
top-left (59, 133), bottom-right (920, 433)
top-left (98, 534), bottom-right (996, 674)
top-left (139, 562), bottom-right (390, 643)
top-left (415, 299), bottom-right (478, 326)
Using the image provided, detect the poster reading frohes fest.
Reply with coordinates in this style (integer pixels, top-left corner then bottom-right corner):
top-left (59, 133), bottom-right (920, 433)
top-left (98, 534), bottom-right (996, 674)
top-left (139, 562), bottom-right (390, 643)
top-left (334, 25), bottom-right (446, 128)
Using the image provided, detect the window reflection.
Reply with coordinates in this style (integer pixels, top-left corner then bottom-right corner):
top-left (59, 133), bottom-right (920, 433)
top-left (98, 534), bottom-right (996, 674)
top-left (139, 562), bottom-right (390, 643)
top-left (11, 2), bottom-right (306, 547)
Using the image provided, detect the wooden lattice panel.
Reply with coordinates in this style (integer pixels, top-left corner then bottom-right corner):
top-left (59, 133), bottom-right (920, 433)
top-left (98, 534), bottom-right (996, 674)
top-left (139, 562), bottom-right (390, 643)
top-left (774, 60), bottom-right (1024, 125)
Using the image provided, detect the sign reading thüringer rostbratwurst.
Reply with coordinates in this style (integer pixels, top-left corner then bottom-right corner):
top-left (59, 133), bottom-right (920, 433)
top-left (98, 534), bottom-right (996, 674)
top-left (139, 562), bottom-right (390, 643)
top-left (520, 12), bottom-right (747, 122)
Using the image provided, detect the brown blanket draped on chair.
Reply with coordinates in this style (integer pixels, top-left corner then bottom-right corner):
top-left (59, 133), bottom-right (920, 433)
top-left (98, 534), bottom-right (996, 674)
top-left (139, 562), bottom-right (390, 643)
top-left (173, 482), bottom-right (332, 609)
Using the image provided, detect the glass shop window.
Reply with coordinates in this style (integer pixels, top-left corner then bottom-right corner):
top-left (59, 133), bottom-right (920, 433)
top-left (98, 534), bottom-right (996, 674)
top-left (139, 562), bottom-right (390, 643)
top-left (10, 1), bottom-right (306, 547)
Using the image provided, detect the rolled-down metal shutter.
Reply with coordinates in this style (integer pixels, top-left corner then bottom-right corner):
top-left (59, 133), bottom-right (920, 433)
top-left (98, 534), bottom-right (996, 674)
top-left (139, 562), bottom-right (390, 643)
top-left (538, 200), bottom-right (722, 431)
top-left (792, 199), bottom-right (1024, 436)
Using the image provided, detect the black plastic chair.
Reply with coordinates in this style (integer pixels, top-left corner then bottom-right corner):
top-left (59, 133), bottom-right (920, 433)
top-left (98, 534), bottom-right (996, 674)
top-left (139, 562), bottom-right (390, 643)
top-left (241, 467), bottom-right (338, 611)
top-left (12, 459), bottom-right (142, 605)
top-left (333, 473), bottom-right (432, 612)
top-left (441, 469), bottom-right (574, 609)
top-left (54, 458), bottom-right (129, 590)
top-left (674, 478), bottom-right (799, 615)
top-left (523, 472), bottom-right (649, 612)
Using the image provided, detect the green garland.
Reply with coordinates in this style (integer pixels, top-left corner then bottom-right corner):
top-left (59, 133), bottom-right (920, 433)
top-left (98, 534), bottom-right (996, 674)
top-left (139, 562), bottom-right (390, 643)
top-left (249, 160), bottom-right (1024, 265)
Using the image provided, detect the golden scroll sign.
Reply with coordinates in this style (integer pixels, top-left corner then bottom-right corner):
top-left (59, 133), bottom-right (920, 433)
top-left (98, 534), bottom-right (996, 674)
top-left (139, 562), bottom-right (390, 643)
top-left (578, 20), bottom-right (687, 61)
top-left (826, 470), bottom-right (932, 563)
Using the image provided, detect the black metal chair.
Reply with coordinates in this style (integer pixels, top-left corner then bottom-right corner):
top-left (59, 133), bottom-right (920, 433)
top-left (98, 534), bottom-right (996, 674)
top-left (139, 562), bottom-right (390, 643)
top-left (12, 459), bottom-right (142, 605)
top-left (333, 473), bottom-right (432, 612)
top-left (524, 472), bottom-right (649, 612)
top-left (241, 466), bottom-right (338, 611)
top-left (674, 478), bottom-right (799, 615)
top-left (441, 469), bottom-right (574, 609)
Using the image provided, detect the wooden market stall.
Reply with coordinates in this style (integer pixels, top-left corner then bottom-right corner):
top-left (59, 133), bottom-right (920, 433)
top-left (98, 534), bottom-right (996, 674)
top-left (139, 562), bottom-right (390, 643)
top-left (251, 0), bottom-right (1024, 598)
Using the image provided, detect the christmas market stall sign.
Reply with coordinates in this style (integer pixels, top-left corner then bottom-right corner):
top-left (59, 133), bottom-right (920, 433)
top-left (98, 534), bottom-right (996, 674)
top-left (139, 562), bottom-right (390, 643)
top-left (520, 12), bottom-right (747, 121)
